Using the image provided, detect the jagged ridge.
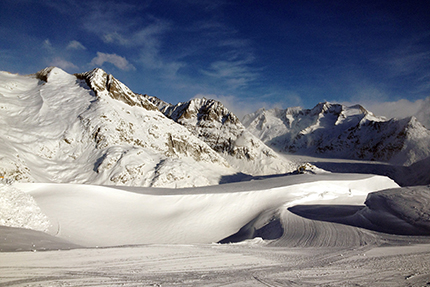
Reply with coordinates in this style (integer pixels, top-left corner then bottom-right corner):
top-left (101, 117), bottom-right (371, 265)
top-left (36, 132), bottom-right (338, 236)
top-left (243, 102), bottom-right (430, 166)
top-left (147, 97), bottom-right (297, 176)
top-left (75, 68), bottom-right (158, 111)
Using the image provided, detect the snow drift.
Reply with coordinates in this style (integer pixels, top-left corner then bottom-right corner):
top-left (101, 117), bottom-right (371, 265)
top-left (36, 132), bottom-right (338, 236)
top-left (289, 185), bottom-right (430, 237)
top-left (11, 173), bottom-right (401, 247)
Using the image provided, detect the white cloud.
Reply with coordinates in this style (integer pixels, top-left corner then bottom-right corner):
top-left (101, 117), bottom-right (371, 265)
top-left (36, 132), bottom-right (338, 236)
top-left (90, 52), bottom-right (135, 71)
top-left (102, 32), bottom-right (129, 45)
top-left (50, 57), bottom-right (78, 70)
top-left (42, 39), bottom-right (53, 51)
top-left (365, 97), bottom-right (430, 128)
top-left (67, 40), bottom-right (86, 50)
top-left (193, 94), bottom-right (285, 120)
top-left (342, 96), bottom-right (430, 129)
top-left (201, 55), bottom-right (258, 91)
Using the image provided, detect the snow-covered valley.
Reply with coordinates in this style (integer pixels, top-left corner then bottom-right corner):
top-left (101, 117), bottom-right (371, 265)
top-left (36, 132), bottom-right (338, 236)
top-left (1, 67), bottom-right (430, 286)
top-left (1, 176), bottom-right (430, 286)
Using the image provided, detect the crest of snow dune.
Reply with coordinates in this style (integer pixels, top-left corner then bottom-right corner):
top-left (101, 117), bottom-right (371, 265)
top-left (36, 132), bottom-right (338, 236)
top-left (19, 174), bottom-right (398, 246)
top-left (149, 97), bottom-right (298, 175)
top-left (243, 102), bottom-right (430, 166)
top-left (0, 67), bottom-right (236, 187)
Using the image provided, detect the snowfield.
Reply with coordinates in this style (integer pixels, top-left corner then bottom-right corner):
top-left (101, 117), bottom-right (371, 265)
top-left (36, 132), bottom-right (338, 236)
top-left (8, 173), bottom-right (397, 247)
top-left (2, 173), bottom-right (430, 286)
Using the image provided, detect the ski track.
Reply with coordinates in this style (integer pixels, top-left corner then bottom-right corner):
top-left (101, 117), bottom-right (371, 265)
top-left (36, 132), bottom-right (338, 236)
top-left (1, 242), bottom-right (430, 286)
top-left (273, 209), bottom-right (382, 248)
top-left (1, 206), bottom-right (430, 286)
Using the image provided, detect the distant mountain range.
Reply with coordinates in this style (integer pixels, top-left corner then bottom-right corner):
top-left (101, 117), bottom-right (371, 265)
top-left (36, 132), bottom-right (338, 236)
top-left (1, 67), bottom-right (429, 187)
top-left (243, 102), bottom-right (430, 166)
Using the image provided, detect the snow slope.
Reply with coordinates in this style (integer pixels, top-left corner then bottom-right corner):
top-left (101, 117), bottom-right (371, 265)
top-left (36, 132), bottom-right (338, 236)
top-left (243, 102), bottom-right (430, 166)
top-left (11, 173), bottom-right (400, 247)
top-left (2, 172), bottom-right (430, 286)
top-left (0, 68), bottom-right (236, 187)
top-left (148, 97), bottom-right (297, 175)
top-left (2, 242), bottom-right (430, 286)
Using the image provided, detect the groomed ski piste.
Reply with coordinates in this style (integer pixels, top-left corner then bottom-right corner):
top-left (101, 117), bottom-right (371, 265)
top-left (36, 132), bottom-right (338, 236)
top-left (1, 172), bottom-right (430, 286)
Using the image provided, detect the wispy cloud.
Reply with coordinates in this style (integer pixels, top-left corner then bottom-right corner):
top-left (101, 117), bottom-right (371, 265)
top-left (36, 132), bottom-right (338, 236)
top-left (36, 0), bottom-right (260, 101)
top-left (42, 39), bottom-right (54, 51)
top-left (193, 93), bottom-right (295, 120)
top-left (67, 40), bottom-right (86, 50)
top-left (80, 1), bottom-right (139, 35)
top-left (102, 32), bottom-right (129, 46)
top-left (201, 57), bottom-right (257, 90)
top-left (373, 34), bottom-right (430, 94)
top-left (79, 5), bottom-right (179, 76)
top-left (90, 52), bottom-right (135, 71)
top-left (341, 96), bottom-right (430, 128)
top-left (49, 57), bottom-right (78, 70)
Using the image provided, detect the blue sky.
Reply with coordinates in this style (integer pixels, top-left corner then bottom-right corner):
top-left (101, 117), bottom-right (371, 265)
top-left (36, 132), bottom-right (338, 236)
top-left (1, 0), bottom-right (429, 118)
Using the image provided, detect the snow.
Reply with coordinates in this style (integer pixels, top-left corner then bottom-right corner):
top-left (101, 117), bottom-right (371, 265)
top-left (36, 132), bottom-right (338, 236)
top-left (1, 173), bottom-right (430, 286)
top-left (0, 242), bottom-right (429, 286)
top-left (4, 173), bottom-right (398, 247)
top-left (0, 68), bottom-right (237, 187)
top-left (2, 167), bottom-right (428, 286)
top-left (0, 183), bottom-right (49, 232)
top-left (157, 97), bottom-right (298, 176)
top-left (2, 68), bottom-right (430, 286)
top-left (243, 102), bottom-right (430, 166)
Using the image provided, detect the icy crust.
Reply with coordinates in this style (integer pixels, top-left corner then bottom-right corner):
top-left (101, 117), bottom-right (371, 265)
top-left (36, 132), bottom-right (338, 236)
top-left (243, 102), bottom-right (430, 166)
top-left (0, 184), bottom-right (50, 232)
top-left (155, 97), bottom-right (297, 175)
top-left (0, 67), bottom-right (235, 187)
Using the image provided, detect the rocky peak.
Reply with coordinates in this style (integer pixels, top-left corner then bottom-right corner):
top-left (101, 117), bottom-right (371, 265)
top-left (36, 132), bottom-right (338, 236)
top-left (156, 97), bottom-right (296, 175)
top-left (75, 68), bottom-right (157, 111)
top-left (310, 102), bottom-right (343, 117)
top-left (349, 104), bottom-right (370, 115)
top-left (34, 67), bottom-right (73, 83)
top-left (143, 94), bottom-right (172, 111)
top-left (34, 67), bottom-right (56, 82)
top-left (164, 98), bottom-right (240, 126)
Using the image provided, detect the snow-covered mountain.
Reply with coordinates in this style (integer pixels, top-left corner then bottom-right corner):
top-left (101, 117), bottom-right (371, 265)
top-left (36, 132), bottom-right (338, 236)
top-left (145, 97), bottom-right (297, 175)
top-left (0, 67), bottom-right (241, 187)
top-left (243, 102), bottom-right (430, 166)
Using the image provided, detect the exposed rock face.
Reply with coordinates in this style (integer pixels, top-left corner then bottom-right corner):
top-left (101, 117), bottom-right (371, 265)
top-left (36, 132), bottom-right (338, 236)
top-left (243, 102), bottom-right (430, 166)
top-left (142, 94), bottom-right (171, 111)
top-left (75, 68), bottom-right (158, 111)
top-left (148, 97), bottom-right (297, 176)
